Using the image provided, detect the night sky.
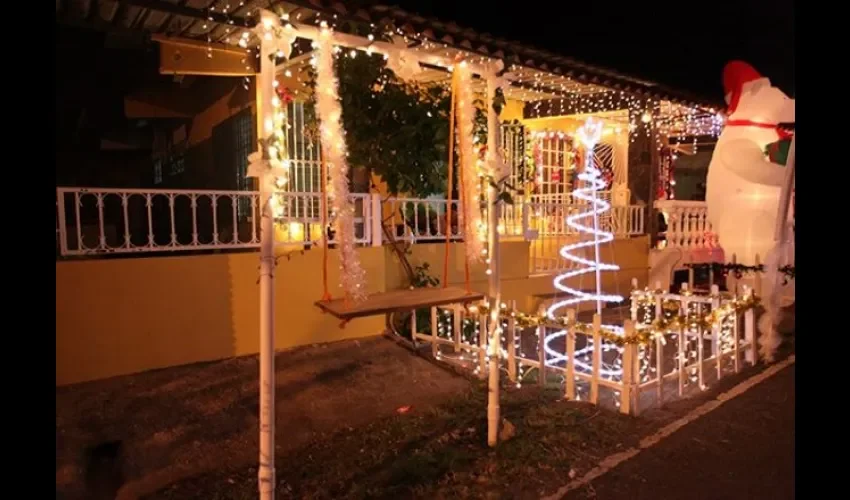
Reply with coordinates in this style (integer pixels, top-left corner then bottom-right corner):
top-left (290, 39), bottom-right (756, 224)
top-left (385, 0), bottom-right (795, 102)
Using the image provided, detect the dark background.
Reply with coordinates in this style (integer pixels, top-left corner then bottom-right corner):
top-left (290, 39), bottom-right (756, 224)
top-left (386, 0), bottom-right (795, 102)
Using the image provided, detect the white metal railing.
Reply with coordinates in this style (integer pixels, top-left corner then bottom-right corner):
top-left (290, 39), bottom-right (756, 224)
top-left (654, 200), bottom-right (718, 250)
top-left (382, 197), bottom-right (462, 242)
top-left (525, 202), bottom-right (646, 275)
top-left (56, 187), bottom-right (647, 258)
top-left (56, 187), bottom-right (370, 256)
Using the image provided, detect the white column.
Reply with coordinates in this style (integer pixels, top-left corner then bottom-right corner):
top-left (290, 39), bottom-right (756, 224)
top-left (485, 70), bottom-right (503, 448)
top-left (370, 193), bottom-right (383, 247)
top-left (256, 10), bottom-right (279, 500)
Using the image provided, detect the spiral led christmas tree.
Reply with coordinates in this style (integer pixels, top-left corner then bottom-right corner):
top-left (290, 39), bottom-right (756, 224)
top-left (545, 117), bottom-right (624, 371)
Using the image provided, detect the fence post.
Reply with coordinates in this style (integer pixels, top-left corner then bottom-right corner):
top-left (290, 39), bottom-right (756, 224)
top-left (744, 289), bottom-right (757, 365)
top-left (453, 306), bottom-right (462, 352)
top-left (370, 193), bottom-right (383, 247)
top-left (753, 253), bottom-right (763, 297)
top-left (537, 324), bottom-right (546, 386)
top-left (565, 309), bottom-right (576, 400)
top-left (590, 313), bottom-right (601, 405)
top-left (729, 254), bottom-right (739, 295)
top-left (507, 301), bottom-right (517, 384)
top-left (478, 311), bottom-right (487, 379)
top-left (711, 285), bottom-right (722, 381)
top-left (430, 306), bottom-right (438, 359)
top-left (630, 278), bottom-right (639, 322)
top-left (678, 290), bottom-right (687, 397)
top-left (620, 319), bottom-right (636, 415)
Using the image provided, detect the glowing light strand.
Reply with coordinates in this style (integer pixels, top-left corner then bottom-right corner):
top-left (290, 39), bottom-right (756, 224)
top-left (544, 117), bottom-right (624, 369)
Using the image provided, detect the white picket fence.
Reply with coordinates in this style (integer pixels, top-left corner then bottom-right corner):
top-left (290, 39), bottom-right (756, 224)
top-left (408, 284), bottom-right (757, 415)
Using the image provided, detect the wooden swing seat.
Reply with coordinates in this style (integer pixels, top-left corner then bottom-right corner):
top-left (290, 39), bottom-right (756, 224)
top-left (315, 287), bottom-right (484, 320)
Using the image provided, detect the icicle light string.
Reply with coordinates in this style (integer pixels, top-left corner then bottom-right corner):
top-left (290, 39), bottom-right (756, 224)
top-left (226, 13), bottom-right (719, 150)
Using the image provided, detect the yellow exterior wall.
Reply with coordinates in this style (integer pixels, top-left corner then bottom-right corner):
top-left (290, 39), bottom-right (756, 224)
top-left (56, 247), bottom-right (385, 386)
top-left (501, 99), bottom-right (525, 122)
top-left (57, 237), bottom-right (648, 386)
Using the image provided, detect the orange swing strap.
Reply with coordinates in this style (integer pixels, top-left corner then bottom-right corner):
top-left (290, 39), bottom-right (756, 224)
top-left (442, 70), bottom-right (458, 288)
top-left (442, 69), bottom-right (471, 293)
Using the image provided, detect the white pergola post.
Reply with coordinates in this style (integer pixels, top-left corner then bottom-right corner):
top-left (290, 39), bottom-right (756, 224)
top-left (485, 67), bottom-right (504, 448)
top-left (256, 10), bottom-right (280, 500)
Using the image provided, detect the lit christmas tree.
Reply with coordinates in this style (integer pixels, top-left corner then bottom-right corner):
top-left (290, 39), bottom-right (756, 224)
top-left (545, 117), bottom-right (624, 369)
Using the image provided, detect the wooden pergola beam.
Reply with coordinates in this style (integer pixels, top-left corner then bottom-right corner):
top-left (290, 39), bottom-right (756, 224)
top-left (153, 34), bottom-right (258, 76)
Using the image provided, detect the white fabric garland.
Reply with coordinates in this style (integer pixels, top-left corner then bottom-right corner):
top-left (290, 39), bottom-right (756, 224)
top-left (455, 63), bottom-right (485, 263)
top-left (384, 37), bottom-right (422, 81)
top-left (315, 28), bottom-right (367, 302)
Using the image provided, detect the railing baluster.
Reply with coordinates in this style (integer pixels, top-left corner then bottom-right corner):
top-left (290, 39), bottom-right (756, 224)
top-left (169, 194), bottom-right (177, 246)
top-left (145, 193), bottom-right (154, 249)
top-left (191, 194), bottom-right (199, 246)
top-left (74, 192), bottom-right (84, 251)
top-left (211, 194), bottom-right (219, 245)
top-left (231, 194), bottom-right (239, 243)
top-left (96, 193), bottom-right (106, 251)
top-left (250, 194), bottom-right (258, 243)
top-left (122, 194), bottom-right (131, 249)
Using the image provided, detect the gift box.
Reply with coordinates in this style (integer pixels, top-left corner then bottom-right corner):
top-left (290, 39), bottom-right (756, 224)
top-left (765, 138), bottom-right (791, 165)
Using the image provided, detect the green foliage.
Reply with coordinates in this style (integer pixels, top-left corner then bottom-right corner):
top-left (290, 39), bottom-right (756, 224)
top-left (303, 54), bottom-right (522, 209)
top-left (411, 262), bottom-right (440, 288)
top-left (307, 54), bottom-right (452, 198)
top-left (394, 262), bottom-right (440, 341)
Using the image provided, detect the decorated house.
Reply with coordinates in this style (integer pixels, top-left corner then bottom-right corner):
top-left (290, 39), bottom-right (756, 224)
top-left (57, 0), bottom-right (775, 405)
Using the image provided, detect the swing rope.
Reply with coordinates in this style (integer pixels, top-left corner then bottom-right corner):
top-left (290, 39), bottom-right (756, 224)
top-left (442, 67), bottom-right (471, 293)
top-left (322, 64), bottom-right (471, 302)
top-left (443, 70), bottom-right (458, 288)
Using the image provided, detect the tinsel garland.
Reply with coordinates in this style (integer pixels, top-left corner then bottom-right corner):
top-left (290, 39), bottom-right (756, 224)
top-left (455, 62), bottom-right (485, 262)
top-left (685, 262), bottom-right (795, 283)
top-left (466, 291), bottom-right (759, 346)
top-left (315, 28), bottom-right (367, 302)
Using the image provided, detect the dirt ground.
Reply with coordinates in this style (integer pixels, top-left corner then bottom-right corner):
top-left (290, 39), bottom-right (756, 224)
top-left (56, 336), bottom-right (471, 499)
top-left (56, 331), bottom-right (794, 499)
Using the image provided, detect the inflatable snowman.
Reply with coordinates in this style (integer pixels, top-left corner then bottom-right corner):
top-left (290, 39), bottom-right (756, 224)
top-left (705, 61), bottom-right (795, 267)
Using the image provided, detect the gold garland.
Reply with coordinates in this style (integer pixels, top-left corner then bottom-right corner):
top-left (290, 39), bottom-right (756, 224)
top-left (462, 293), bottom-right (760, 347)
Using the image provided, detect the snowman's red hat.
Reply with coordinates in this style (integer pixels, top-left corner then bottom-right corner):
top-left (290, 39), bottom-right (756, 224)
top-left (723, 61), bottom-right (763, 114)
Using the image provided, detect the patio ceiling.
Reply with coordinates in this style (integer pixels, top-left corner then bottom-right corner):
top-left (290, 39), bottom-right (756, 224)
top-left (57, 0), bottom-right (721, 110)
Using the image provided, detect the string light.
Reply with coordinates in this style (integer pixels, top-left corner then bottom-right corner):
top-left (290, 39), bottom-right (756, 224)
top-left (543, 117), bottom-right (624, 369)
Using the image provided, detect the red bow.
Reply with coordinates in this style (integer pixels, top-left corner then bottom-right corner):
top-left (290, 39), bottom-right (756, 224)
top-left (276, 86), bottom-right (294, 104)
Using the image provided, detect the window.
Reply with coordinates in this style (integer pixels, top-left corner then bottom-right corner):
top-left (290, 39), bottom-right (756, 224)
top-left (592, 143), bottom-right (615, 192)
top-left (153, 159), bottom-right (162, 185)
top-left (502, 122), bottom-right (526, 194)
top-left (535, 134), bottom-right (575, 203)
top-left (232, 109), bottom-right (254, 219)
top-left (169, 154), bottom-right (185, 176)
top-left (285, 101), bottom-right (322, 194)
